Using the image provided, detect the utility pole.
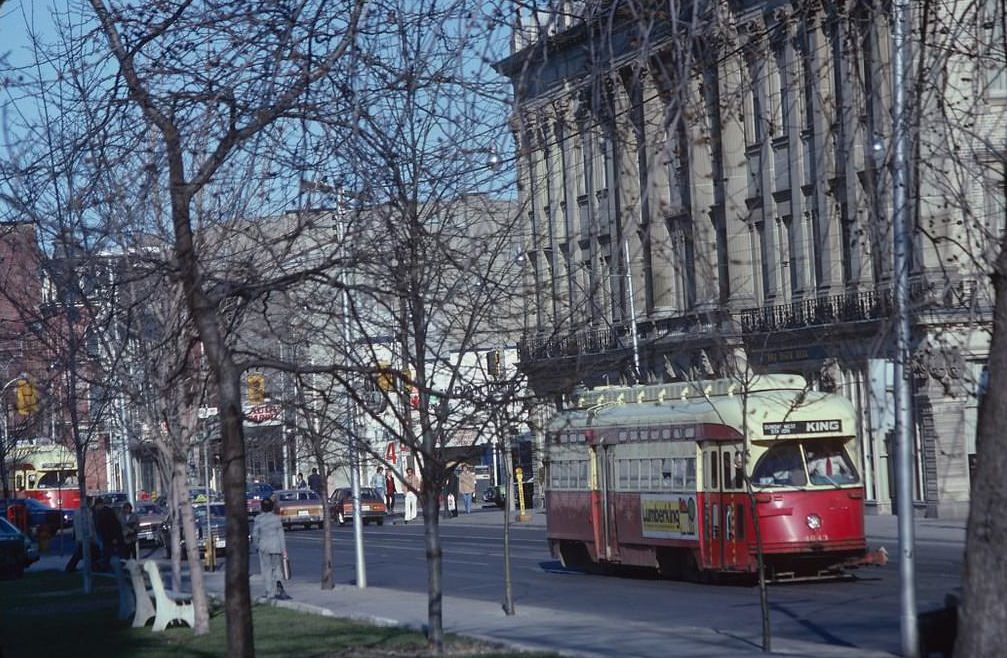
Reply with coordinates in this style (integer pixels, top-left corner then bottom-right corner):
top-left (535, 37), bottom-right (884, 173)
top-left (892, 1), bottom-right (918, 655)
top-left (339, 192), bottom-right (367, 589)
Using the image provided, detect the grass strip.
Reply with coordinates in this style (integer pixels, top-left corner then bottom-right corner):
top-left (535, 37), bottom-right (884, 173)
top-left (0, 570), bottom-right (555, 657)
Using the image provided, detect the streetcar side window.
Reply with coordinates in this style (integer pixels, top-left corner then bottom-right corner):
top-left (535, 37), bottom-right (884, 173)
top-left (617, 460), bottom-right (629, 489)
top-left (15, 474), bottom-right (23, 489)
top-left (685, 458), bottom-right (696, 489)
top-left (723, 452), bottom-right (732, 490)
top-left (752, 443), bottom-right (807, 487)
top-left (710, 452), bottom-right (719, 489)
top-left (28, 473), bottom-right (37, 488)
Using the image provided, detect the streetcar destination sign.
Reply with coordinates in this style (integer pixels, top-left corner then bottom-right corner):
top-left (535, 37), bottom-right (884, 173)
top-left (763, 419), bottom-right (842, 435)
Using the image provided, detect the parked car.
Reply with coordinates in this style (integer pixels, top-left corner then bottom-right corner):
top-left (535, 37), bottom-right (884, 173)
top-left (159, 503), bottom-right (228, 558)
top-left (330, 487), bottom-right (386, 526)
top-left (100, 492), bottom-right (130, 511)
top-left (134, 502), bottom-right (167, 545)
top-left (0, 517), bottom-right (33, 579)
top-left (0, 498), bottom-right (65, 538)
top-left (245, 482), bottom-right (274, 516)
top-left (272, 489), bottom-right (324, 529)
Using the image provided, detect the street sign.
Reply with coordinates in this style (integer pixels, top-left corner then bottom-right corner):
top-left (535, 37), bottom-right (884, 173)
top-left (246, 404), bottom-right (281, 424)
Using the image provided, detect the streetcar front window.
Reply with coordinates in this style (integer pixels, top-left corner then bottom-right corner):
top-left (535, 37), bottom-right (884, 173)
top-left (752, 443), bottom-right (807, 487)
top-left (804, 440), bottom-right (859, 486)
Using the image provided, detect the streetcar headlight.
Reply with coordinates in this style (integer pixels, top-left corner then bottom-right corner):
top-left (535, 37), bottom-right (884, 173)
top-left (806, 513), bottom-right (822, 530)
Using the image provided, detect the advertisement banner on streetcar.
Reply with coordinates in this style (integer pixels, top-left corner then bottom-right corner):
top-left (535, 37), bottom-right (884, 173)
top-left (640, 494), bottom-right (697, 539)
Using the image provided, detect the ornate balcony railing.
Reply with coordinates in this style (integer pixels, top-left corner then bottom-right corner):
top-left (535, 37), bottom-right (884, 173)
top-left (739, 279), bottom-right (980, 334)
top-left (518, 324), bottom-right (627, 362)
top-left (518, 280), bottom-right (983, 363)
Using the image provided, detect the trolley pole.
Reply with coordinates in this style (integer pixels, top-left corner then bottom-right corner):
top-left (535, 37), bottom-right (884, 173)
top-left (892, 0), bottom-right (918, 655)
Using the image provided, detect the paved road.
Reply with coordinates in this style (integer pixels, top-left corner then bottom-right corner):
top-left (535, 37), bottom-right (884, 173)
top-left (35, 508), bottom-right (961, 656)
top-left (274, 510), bottom-right (963, 656)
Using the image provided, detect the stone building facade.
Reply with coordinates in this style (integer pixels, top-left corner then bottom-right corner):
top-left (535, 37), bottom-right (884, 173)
top-left (497, 1), bottom-right (1006, 517)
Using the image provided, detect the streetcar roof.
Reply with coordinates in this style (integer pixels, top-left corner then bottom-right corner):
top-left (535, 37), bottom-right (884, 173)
top-left (551, 376), bottom-right (856, 442)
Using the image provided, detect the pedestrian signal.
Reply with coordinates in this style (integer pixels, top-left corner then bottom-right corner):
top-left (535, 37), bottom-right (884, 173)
top-left (15, 379), bottom-right (39, 415)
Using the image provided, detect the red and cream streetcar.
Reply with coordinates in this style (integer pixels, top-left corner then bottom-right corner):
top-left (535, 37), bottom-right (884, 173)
top-left (545, 374), bottom-right (885, 581)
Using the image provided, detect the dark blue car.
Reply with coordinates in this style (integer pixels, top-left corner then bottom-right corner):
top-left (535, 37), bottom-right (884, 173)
top-left (0, 498), bottom-right (66, 538)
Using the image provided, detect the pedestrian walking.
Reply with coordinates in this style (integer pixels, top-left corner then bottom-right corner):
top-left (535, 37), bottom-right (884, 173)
top-left (370, 466), bottom-right (386, 504)
top-left (403, 467), bottom-right (421, 523)
top-left (93, 498), bottom-right (123, 571)
top-left (64, 497), bottom-right (97, 572)
top-left (119, 502), bottom-right (139, 560)
top-left (250, 497), bottom-right (290, 600)
top-left (385, 471), bottom-right (397, 513)
top-left (307, 468), bottom-right (323, 495)
top-left (295, 472), bottom-right (307, 489)
top-left (458, 464), bottom-right (477, 514)
top-left (444, 467), bottom-right (459, 518)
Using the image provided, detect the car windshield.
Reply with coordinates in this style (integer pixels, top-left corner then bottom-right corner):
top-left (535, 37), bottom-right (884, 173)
top-left (193, 504), bottom-right (227, 518)
top-left (804, 440), bottom-right (859, 486)
top-left (753, 440), bottom-right (860, 488)
top-left (752, 443), bottom-right (808, 487)
top-left (0, 517), bottom-right (23, 536)
top-left (136, 504), bottom-right (163, 515)
top-left (277, 490), bottom-right (319, 502)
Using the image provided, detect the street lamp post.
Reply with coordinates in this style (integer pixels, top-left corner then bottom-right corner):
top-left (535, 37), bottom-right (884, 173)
top-left (1, 375), bottom-right (26, 496)
top-left (892, 1), bottom-right (918, 656)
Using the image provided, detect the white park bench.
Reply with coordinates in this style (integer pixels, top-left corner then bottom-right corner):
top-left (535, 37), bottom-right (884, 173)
top-left (143, 559), bottom-right (195, 632)
top-left (123, 559), bottom-right (156, 628)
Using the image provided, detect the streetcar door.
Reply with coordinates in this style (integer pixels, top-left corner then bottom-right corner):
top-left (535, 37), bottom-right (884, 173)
top-left (701, 444), bottom-right (723, 570)
top-left (592, 443), bottom-right (619, 562)
top-left (719, 444), bottom-right (746, 570)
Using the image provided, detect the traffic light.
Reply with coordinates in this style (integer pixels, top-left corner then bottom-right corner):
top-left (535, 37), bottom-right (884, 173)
top-left (247, 373), bottom-right (266, 405)
top-left (486, 350), bottom-right (502, 379)
top-left (15, 378), bottom-right (39, 415)
top-left (376, 362), bottom-right (395, 392)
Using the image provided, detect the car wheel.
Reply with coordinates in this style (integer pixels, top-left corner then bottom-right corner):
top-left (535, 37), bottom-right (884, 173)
top-left (377, 518), bottom-right (384, 526)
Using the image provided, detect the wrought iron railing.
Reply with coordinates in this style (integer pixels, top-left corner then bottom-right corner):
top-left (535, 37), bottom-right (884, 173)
top-left (518, 279), bottom-right (982, 361)
top-left (739, 279), bottom-right (980, 334)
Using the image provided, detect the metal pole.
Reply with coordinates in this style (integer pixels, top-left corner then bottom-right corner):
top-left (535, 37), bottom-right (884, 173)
top-left (120, 394), bottom-right (135, 505)
top-left (502, 432), bottom-right (514, 615)
top-left (623, 239), bottom-right (640, 380)
top-left (892, 1), bottom-right (918, 656)
top-left (340, 194), bottom-right (367, 589)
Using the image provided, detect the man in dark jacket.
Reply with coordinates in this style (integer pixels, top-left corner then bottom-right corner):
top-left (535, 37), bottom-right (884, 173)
top-left (93, 498), bottom-right (122, 571)
top-left (307, 468), bottom-right (323, 495)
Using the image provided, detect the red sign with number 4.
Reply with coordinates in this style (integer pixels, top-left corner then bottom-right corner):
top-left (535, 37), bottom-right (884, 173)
top-left (385, 442), bottom-right (397, 465)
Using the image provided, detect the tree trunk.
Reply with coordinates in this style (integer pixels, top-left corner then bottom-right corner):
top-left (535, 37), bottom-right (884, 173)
top-left (955, 263), bottom-right (1007, 657)
top-left (170, 469), bottom-right (184, 592)
top-left (174, 459), bottom-right (210, 634)
top-left (421, 486), bottom-right (444, 653)
top-left (216, 364), bottom-right (254, 657)
top-left (318, 457), bottom-right (334, 590)
top-left (76, 460), bottom-right (92, 595)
